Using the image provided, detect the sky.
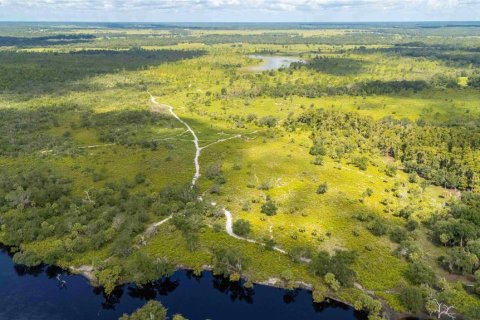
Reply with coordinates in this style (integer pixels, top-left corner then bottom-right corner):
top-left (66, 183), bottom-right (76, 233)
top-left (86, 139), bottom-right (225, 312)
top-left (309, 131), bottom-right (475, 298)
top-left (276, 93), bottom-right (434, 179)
top-left (0, 0), bottom-right (479, 22)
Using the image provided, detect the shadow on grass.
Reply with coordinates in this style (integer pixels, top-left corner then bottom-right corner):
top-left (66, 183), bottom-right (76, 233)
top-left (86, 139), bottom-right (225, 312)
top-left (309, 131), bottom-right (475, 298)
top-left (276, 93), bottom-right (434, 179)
top-left (355, 42), bottom-right (480, 67)
top-left (0, 102), bottom-right (213, 157)
top-left (0, 34), bottom-right (96, 47)
top-left (293, 56), bottom-right (368, 76)
top-left (0, 48), bottom-right (205, 97)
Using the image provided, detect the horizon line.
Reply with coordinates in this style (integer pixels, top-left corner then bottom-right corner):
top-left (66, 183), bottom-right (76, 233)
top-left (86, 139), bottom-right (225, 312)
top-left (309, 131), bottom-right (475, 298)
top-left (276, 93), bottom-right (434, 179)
top-left (1, 20), bottom-right (480, 24)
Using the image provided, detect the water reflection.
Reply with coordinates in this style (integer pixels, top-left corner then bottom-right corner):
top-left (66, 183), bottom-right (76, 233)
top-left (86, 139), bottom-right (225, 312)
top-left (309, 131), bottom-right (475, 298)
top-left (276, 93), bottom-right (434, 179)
top-left (100, 287), bottom-right (124, 310)
top-left (247, 55), bottom-right (304, 72)
top-left (313, 299), bottom-right (352, 313)
top-left (283, 289), bottom-right (299, 304)
top-left (14, 263), bottom-right (45, 277)
top-left (127, 278), bottom-right (180, 300)
top-left (184, 269), bottom-right (203, 282)
top-left (212, 274), bottom-right (255, 304)
top-left (0, 245), bottom-right (370, 320)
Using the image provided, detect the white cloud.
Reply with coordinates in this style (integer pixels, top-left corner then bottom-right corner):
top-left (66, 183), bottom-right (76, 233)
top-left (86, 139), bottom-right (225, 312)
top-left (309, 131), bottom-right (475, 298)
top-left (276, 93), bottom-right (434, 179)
top-left (1, 0), bottom-right (479, 11)
top-left (1, 0), bottom-right (479, 21)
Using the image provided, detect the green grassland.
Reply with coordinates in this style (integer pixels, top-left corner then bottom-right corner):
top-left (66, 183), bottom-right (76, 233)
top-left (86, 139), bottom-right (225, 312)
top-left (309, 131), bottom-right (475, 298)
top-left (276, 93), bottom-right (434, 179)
top-left (1, 23), bottom-right (480, 319)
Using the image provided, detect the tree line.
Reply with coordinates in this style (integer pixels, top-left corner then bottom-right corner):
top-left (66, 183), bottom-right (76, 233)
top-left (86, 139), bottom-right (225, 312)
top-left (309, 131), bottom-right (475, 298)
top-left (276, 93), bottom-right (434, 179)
top-left (294, 109), bottom-right (479, 191)
top-left (0, 34), bottom-right (96, 47)
top-left (355, 42), bottom-right (480, 67)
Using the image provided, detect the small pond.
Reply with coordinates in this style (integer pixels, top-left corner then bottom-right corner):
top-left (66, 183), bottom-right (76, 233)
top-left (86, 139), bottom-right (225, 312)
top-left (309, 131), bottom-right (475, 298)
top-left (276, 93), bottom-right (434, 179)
top-left (247, 55), bottom-right (304, 72)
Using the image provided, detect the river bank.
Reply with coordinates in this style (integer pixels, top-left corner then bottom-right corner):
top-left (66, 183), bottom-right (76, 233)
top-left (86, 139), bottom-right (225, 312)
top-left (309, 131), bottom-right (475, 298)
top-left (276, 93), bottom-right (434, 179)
top-left (66, 257), bottom-right (420, 320)
top-left (0, 245), bottom-right (368, 320)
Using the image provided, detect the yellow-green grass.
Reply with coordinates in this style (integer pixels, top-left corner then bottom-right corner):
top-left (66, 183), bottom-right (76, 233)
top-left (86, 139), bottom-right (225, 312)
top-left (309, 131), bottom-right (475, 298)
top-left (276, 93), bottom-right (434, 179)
top-left (1, 36), bottom-right (478, 315)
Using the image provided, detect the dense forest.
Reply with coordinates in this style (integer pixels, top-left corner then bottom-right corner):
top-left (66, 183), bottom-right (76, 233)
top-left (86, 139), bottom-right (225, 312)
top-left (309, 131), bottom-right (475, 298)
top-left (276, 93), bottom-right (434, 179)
top-left (295, 109), bottom-right (479, 190)
top-left (0, 34), bottom-right (96, 47)
top-left (0, 48), bottom-right (205, 93)
top-left (357, 43), bottom-right (480, 67)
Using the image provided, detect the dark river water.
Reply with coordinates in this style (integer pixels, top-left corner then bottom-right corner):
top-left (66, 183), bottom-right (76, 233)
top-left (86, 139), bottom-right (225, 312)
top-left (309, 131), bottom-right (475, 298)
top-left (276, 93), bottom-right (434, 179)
top-left (0, 246), bottom-right (367, 320)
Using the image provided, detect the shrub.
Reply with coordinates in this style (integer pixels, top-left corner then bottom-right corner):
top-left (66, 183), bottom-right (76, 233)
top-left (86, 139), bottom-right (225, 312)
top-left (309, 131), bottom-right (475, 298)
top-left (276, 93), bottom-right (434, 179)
top-left (354, 211), bottom-right (374, 222)
top-left (206, 161), bottom-right (222, 180)
top-left (289, 246), bottom-right (313, 262)
top-left (124, 252), bottom-right (175, 286)
top-left (405, 219), bottom-right (419, 231)
top-left (385, 165), bottom-right (397, 177)
top-left (396, 206), bottom-right (414, 220)
top-left (257, 116), bottom-right (278, 128)
top-left (134, 172), bottom-right (146, 184)
top-left (313, 155), bottom-right (324, 166)
top-left (261, 196), bottom-right (277, 216)
top-left (232, 163), bottom-right (242, 170)
top-left (119, 301), bottom-right (167, 320)
top-left (399, 287), bottom-right (425, 313)
top-left (232, 219), bottom-right (251, 236)
top-left (353, 156), bottom-right (369, 170)
top-left (354, 294), bottom-right (382, 318)
top-left (242, 200), bottom-right (251, 212)
top-left (362, 188), bottom-right (374, 197)
top-left (212, 247), bottom-right (248, 279)
top-left (368, 219), bottom-right (388, 236)
top-left (309, 250), bottom-right (357, 287)
top-left (258, 180), bottom-right (273, 190)
top-left (389, 226), bottom-right (408, 243)
top-left (405, 262), bottom-right (437, 286)
top-left (316, 183), bottom-right (328, 194)
top-left (408, 172), bottom-right (418, 183)
top-left (468, 76), bottom-right (480, 89)
top-left (215, 176), bottom-right (226, 184)
top-left (12, 251), bottom-right (41, 267)
top-left (394, 240), bottom-right (422, 262)
top-left (95, 266), bottom-right (121, 295)
top-left (312, 286), bottom-right (327, 303)
top-left (465, 305), bottom-right (480, 320)
top-left (263, 237), bottom-right (276, 250)
top-left (210, 184), bottom-right (221, 194)
top-left (213, 223), bottom-right (222, 232)
top-left (439, 247), bottom-right (479, 274)
top-left (246, 113), bottom-right (257, 122)
top-left (309, 142), bottom-right (326, 156)
top-left (324, 273), bottom-right (341, 291)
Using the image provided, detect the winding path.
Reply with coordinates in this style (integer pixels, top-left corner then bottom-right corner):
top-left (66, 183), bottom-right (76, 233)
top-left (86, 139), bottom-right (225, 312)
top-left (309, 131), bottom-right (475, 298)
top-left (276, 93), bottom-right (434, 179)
top-left (150, 94), bottom-right (201, 187)
top-left (69, 94), bottom-right (384, 311)
top-left (145, 214), bottom-right (173, 236)
top-left (147, 94), bottom-right (294, 258)
top-left (222, 207), bottom-right (289, 255)
top-left (222, 208), bottom-right (256, 244)
top-left (146, 94), bottom-right (241, 235)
